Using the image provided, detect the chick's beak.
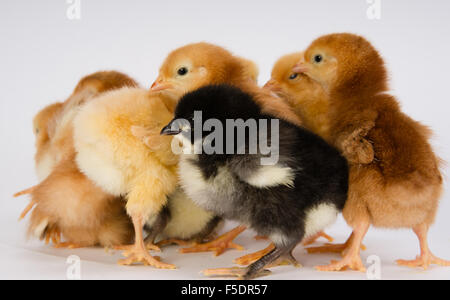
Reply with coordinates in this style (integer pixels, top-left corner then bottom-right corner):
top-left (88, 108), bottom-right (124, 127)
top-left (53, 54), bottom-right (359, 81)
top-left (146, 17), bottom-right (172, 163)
top-left (160, 120), bottom-right (181, 136)
top-left (151, 77), bottom-right (173, 92)
top-left (263, 79), bottom-right (280, 92)
top-left (292, 63), bottom-right (308, 74)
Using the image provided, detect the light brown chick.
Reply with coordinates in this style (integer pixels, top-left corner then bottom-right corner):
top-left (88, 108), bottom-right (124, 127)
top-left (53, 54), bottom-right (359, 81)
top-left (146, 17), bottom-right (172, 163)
top-left (32, 102), bottom-right (63, 181)
top-left (151, 42), bottom-right (302, 126)
top-left (17, 71), bottom-right (137, 248)
top-left (264, 52), bottom-right (330, 140)
top-left (293, 33), bottom-right (448, 271)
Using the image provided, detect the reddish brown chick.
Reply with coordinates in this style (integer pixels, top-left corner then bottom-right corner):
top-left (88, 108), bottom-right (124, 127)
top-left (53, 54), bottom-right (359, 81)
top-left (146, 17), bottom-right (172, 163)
top-left (294, 33), bottom-right (447, 271)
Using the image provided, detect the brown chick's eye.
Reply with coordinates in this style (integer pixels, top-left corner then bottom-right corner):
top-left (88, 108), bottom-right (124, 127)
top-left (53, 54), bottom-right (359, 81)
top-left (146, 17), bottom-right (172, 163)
top-left (177, 67), bottom-right (188, 76)
top-left (289, 73), bottom-right (298, 80)
top-left (314, 55), bottom-right (323, 63)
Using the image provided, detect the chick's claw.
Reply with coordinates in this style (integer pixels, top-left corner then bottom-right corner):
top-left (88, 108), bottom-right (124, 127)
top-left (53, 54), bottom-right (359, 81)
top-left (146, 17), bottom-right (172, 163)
top-left (315, 255), bottom-right (366, 273)
top-left (307, 243), bottom-right (347, 254)
top-left (268, 254), bottom-right (302, 269)
top-left (235, 244), bottom-right (301, 268)
top-left (157, 239), bottom-right (193, 247)
top-left (234, 244), bottom-right (275, 266)
top-left (396, 254), bottom-right (450, 270)
top-left (180, 240), bottom-right (244, 257)
top-left (302, 231), bottom-right (334, 246)
top-left (180, 226), bottom-right (246, 256)
top-left (306, 241), bottom-right (366, 255)
top-left (118, 246), bottom-right (176, 269)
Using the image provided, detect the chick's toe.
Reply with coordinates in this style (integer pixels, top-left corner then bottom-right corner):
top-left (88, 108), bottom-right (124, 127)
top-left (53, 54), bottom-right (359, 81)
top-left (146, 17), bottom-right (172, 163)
top-left (180, 226), bottom-right (246, 257)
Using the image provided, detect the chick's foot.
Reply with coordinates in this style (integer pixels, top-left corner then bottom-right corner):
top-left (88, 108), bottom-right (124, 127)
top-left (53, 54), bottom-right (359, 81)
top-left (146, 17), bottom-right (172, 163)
top-left (396, 223), bottom-right (450, 269)
top-left (302, 231), bottom-right (334, 246)
top-left (118, 214), bottom-right (175, 269)
top-left (315, 254), bottom-right (366, 272)
top-left (234, 243), bottom-right (275, 266)
top-left (268, 253), bottom-right (302, 268)
top-left (157, 239), bottom-right (193, 247)
top-left (397, 254), bottom-right (450, 269)
top-left (315, 221), bottom-right (369, 272)
top-left (306, 232), bottom-right (366, 255)
top-left (235, 243), bottom-right (301, 268)
top-left (118, 245), bottom-right (175, 269)
top-left (180, 226), bottom-right (246, 256)
top-left (115, 243), bottom-right (161, 252)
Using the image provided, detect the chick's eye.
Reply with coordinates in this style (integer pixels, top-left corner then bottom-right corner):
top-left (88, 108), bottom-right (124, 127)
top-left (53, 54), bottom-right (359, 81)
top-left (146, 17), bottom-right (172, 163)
top-left (35, 128), bottom-right (40, 135)
top-left (177, 67), bottom-right (188, 76)
top-left (289, 73), bottom-right (298, 80)
top-left (314, 55), bottom-right (323, 63)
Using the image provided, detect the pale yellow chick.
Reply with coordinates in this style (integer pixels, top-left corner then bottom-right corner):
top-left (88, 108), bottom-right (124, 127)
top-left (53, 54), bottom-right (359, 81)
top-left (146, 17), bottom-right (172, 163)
top-left (73, 87), bottom-right (179, 268)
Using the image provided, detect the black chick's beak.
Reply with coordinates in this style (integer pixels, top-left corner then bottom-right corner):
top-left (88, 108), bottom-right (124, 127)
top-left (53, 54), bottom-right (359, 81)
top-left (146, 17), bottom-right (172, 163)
top-left (160, 120), bottom-right (182, 136)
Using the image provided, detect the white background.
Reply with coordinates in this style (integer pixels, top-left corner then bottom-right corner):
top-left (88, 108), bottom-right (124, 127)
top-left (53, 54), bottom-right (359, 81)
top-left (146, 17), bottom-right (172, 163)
top-left (0, 0), bottom-right (449, 280)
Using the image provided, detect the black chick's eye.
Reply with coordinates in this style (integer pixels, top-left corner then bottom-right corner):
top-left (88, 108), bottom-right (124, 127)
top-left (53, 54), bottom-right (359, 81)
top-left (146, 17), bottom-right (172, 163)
top-left (314, 55), bottom-right (323, 63)
top-left (289, 73), bottom-right (298, 80)
top-left (177, 67), bottom-right (188, 76)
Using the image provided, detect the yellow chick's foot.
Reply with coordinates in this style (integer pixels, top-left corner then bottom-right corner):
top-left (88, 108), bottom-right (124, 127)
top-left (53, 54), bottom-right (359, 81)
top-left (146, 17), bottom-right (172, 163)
top-left (396, 254), bottom-right (450, 269)
top-left (302, 231), bottom-right (334, 246)
top-left (254, 235), bottom-right (268, 241)
top-left (119, 214), bottom-right (176, 269)
top-left (180, 225), bottom-right (246, 256)
top-left (202, 267), bottom-right (271, 280)
top-left (234, 243), bottom-right (275, 266)
top-left (157, 239), bottom-right (194, 247)
top-left (118, 245), bottom-right (175, 269)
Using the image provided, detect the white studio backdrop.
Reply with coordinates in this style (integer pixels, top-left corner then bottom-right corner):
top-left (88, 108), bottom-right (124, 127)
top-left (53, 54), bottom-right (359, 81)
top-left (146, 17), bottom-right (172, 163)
top-left (0, 0), bottom-right (449, 280)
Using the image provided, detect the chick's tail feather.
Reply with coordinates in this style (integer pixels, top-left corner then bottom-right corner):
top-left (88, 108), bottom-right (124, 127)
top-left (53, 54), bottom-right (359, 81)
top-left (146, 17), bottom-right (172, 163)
top-left (13, 185), bottom-right (37, 198)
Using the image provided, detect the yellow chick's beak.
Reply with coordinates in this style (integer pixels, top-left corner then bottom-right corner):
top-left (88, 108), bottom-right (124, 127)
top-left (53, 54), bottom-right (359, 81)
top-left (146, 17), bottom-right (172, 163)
top-left (292, 63), bottom-right (308, 74)
top-left (151, 78), bottom-right (173, 92)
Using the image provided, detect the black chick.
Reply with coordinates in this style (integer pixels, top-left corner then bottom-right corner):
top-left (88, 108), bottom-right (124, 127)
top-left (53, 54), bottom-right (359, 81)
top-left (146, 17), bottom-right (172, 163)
top-left (161, 84), bottom-right (349, 279)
